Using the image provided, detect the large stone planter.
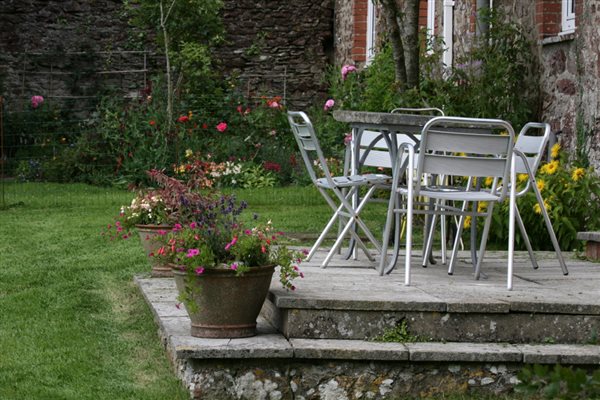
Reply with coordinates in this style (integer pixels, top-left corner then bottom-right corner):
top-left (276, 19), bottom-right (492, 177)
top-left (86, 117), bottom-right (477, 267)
top-left (172, 265), bottom-right (275, 338)
top-left (136, 224), bottom-right (173, 277)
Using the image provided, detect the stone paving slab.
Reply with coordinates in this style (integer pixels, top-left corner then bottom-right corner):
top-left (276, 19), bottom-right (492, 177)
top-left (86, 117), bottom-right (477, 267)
top-left (290, 338), bottom-right (409, 361)
top-left (517, 344), bottom-right (600, 364)
top-left (170, 333), bottom-right (293, 359)
top-left (406, 342), bottom-right (522, 362)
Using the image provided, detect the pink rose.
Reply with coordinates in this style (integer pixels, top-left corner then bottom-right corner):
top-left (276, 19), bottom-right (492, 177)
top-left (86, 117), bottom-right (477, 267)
top-left (323, 99), bottom-right (335, 111)
top-left (216, 122), bottom-right (228, 132)
top-left (31, 95), bottom-right (44, 109)
top-left (341, 65), bottom-right (357, 80)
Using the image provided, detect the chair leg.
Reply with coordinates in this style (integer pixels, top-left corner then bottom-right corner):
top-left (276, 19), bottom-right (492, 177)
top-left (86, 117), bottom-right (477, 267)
top-left (379, 185), bottom-right (398, 275)
top-left (474, 203), bottom-right (495, 281)
top-left (383, 194), bottom-right (403, 275)
top-left (515, 204), bottom-right (539, 270)
top-left (307, 201), bottom-right (345, 261)
top-left (531, 182), bottom-right (568, 275)
top-left (448, 201), bottom-right (468, 275)
top-left (507, 156), bottom-right (517, 290)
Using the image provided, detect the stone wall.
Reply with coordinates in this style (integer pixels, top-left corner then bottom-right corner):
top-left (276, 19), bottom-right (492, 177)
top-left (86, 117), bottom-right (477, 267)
top-left (0, 0), bottom-right (335, 110)
top-left (217, 0), bottom-right (335, 109)
top-left (0, 0), bottom-right (151, 108)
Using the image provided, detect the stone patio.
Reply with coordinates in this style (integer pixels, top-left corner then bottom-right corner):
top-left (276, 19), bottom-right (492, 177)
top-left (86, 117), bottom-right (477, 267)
top-left (137, 249), bottom-right (600, 399)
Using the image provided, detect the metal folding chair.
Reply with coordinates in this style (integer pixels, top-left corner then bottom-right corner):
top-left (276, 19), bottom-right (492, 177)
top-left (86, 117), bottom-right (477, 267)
top-left (495, 123), bottom-right (568, 274)
top-left (288, 111), bottom-right (391, 268)
top-left (380, 116), bottom-right (519, 289)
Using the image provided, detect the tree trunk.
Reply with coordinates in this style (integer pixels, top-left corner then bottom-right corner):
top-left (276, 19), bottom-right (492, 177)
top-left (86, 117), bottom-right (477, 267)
top-left (380, 0), bottom-right (407, 88)
top-left (401, 0), bottom-right (420, 90)
top-left (378, 0), bottom-right (420, 91)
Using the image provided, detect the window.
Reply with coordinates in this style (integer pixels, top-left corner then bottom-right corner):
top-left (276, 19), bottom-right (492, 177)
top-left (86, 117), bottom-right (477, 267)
top-left (366, 0), bottom-right (376, 64)
top-left (562, 0), bottom-right (575, 33)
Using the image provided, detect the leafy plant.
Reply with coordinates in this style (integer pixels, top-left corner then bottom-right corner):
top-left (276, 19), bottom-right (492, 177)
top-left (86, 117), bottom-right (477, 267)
top-left (516, 364), bottom-right (600, 399)
top-left (484, 144), bottom-right (600, 251)
top-left (372, 319), bottom-right (421, 343)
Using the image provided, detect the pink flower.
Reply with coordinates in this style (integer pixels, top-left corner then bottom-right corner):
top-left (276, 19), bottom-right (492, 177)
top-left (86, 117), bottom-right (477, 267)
top-left (224, 236), bottom-right (238, 251)
top-left (173, 223), bottom-right (182, 232)
top-left (269, 101), bottom-right (280, 109)
top-left (344, 133), bottom-right (352, 145)
top-left (189, 222), bottom-right (197, 229)
top-left (195, 267), bottom-right (205, 275)
top-left (341, 65), bottom-right (357, 80)
top-left (216, 122), bottom-right (228, 132)
top-left (230, 263), bottom-right (238, 271)
top-left (31, 95), bottom-right (44, 109)
top-left (157, 230), bottom-right (167, 235)
top-left (187, 248), bottom-right (200, 258)
top-left (323, 99), bottom-right (335, 111)
top-left (177, 115), bottom-right (189, 123)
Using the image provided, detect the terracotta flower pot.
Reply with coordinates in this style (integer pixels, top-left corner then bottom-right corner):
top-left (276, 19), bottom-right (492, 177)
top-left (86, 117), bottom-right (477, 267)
top-left (136, 224), bottom-right (173, 277)
top-left (172, 265), bottom-right (275, 338)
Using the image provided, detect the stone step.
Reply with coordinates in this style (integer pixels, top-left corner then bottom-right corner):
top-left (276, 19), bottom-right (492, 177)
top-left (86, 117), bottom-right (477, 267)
top-left (262, 251), bottom-right (600, 344)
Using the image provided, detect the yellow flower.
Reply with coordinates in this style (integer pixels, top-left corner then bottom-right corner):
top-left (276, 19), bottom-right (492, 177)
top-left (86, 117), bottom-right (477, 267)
top-left (541, 160), bottom-right (559, 175)
top-left (533, 200), bottom-right (551, 215)
top-left (177, 165), bottom-right (186, 174)
top-left (477, 201), bottom-right (488, 213)
top-left (500, 130), bottom-right (508, 136)
top-left (517, 173), bottom-right (528, 183)
top-left (185, 149), bottom-right (194, 159)
top-left (536, 179), bottom-right (545, 192)
top-left (551, 143), bottom-right (561, 159)
top-left (463, 216), bottom-right (472, 229)
top-left (484, 177), bottom-right (494, 187)
top-left (188, 110), bottom-right (193, 119)
top-left (572, 167), bottom-right (585, 181)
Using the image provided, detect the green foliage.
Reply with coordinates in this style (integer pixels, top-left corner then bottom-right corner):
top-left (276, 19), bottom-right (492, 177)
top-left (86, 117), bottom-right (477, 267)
top-left (315, 8), bottom-right (538, 134)
top-left (372, 319), bottom-right (421, 343)
top-left (240, 165), bottom-right (277, 189)
top-left (516, 364), bottom-right (600, 399)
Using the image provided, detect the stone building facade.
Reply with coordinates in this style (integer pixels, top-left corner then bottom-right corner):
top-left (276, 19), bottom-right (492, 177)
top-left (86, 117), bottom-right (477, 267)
top-left (335, 0), bottom-right (600, 171)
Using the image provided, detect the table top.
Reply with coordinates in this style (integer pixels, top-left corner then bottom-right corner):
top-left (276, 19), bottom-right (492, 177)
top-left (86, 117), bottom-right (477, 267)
top-left (332, 110), bottom-right (435, 127)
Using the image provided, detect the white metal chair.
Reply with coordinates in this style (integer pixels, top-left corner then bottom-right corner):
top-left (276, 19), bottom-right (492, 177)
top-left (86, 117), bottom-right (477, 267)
top-left (379, 116), bottom-right (519, 289)
top-left (447, 123), bottom-right (568, 275)
top-left (288, 111), bottom-right (391, 268)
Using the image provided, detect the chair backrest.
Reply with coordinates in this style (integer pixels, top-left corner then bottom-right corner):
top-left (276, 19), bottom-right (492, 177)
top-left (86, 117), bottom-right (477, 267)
top-left (356, 108), bottom-right (443, 170)
top-left (287, 111), bottom-right (335, 185)
top-left (356, 130), bottom-right (418, 169)
top-left (415, 116), bottom-right (515, 200)
top-left (514, 122), bottom-right (551, 175)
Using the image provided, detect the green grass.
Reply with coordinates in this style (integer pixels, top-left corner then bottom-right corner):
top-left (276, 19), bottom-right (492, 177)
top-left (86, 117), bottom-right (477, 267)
top-left (0, 182), bottom-right (432, 398)
top-left (0, 182), bottom-right (389, 398)
top-left (0, 183), bottom-right (189, 399)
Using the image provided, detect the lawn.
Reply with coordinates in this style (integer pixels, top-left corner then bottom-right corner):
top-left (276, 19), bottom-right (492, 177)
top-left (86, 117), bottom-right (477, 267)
top-left (0, 182), bottom-right (382, 399)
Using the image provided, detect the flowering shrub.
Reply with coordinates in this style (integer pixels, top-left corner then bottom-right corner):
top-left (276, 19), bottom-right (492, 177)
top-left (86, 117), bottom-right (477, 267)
top-left (484, 143), bottom-right (600, 251)
top-left (103, 169), bottom-right (216, 240)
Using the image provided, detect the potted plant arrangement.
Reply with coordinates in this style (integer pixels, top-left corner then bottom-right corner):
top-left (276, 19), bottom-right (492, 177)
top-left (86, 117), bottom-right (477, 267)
top-left (104, 169), bottom-right (215, 277)
top-left (153, 194), bottom-right (306, 338)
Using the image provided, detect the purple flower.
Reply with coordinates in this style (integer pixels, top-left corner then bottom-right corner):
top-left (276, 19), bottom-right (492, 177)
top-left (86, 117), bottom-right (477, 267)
top-left (323, 99), bottom-right (335, 111)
